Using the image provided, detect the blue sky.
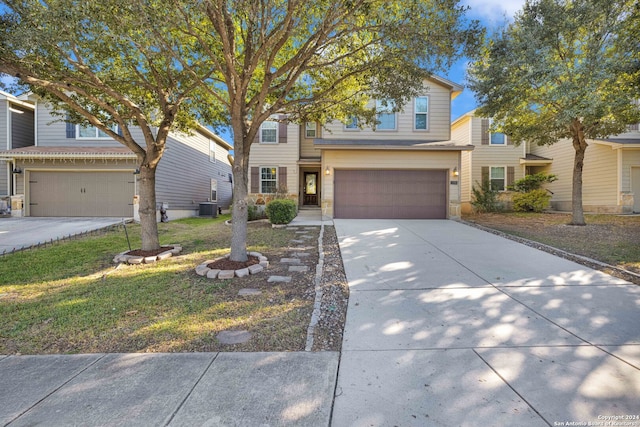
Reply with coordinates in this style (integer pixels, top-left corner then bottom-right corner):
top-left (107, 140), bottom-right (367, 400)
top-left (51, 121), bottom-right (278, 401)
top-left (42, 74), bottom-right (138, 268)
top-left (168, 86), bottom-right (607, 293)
top-left (1, 0), bottom-right (524, 144)
top-left (446, 0), bottom-right (525, 122)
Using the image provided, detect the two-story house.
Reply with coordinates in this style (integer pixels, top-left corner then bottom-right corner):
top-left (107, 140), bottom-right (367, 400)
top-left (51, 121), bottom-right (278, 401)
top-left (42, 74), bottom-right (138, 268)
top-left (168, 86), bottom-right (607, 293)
top-left (453, 109), bottom-right (640, 214)
top-left (0, 92), bottom-right (233, 219)
top-left (248, 76), bottom-right (473, 219)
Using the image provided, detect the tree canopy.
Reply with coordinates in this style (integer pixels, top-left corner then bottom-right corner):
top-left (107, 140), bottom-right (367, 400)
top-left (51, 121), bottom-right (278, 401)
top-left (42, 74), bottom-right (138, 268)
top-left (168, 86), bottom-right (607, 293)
top-left (0, 0), bottom-right (208, 249)
top-left (468, 0), bottom-right (640, 224)
top-left (150, 0), bottom-right (482, 260)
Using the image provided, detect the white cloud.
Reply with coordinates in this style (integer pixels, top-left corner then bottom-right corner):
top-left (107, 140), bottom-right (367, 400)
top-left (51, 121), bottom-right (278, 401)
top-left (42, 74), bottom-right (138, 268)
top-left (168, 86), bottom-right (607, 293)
top-left (462, 0), bottom-right (526, 25)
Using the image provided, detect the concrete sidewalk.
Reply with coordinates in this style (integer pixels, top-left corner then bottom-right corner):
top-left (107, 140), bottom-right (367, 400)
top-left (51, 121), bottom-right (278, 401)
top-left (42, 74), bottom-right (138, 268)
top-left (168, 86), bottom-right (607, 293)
top-left (331, 219), bottom-right (640, 426)
top-left (0, 352), bottom-right (339, 426)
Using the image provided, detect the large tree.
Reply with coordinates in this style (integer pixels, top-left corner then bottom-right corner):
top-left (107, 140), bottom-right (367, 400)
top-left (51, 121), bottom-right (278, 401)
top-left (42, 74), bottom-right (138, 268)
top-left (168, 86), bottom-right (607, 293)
top-left (0, 0), bottom-right (207, 250)
top-left (150, 0), bottom-right (481, 261)
top-left (468, 0), bottom-right (640, 225)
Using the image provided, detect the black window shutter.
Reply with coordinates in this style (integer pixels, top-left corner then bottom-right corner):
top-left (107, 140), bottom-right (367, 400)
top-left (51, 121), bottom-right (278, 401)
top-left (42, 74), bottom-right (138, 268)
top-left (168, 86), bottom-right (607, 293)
top-left (251, 167), bottom-right (259, 193)
top-left (481, 166), bottom-right (489, 183)
top-left (481, 119), bottom-right (489, 145)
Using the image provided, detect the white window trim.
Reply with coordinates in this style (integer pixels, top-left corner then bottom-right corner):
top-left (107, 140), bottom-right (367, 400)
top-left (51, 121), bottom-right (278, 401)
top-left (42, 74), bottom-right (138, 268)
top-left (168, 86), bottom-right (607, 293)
top-left (305, 122), bottom-right (316, 138)
top-left (260, 121), bottom-right (278, 144)
top-left (260, 166), bottom-right (278, 193)
top-left (414, 96), bottom-right (429, 131)
top-left (375, 100), bottom-right (397, 131)
top-left (76, 124), bottom-right (116, 140)
top-left (490, 165), bottom-right (507, 191)
top-left (209, 140), bottom-right (216, 163)
top-left (488, 119), bottom-right (506, 145)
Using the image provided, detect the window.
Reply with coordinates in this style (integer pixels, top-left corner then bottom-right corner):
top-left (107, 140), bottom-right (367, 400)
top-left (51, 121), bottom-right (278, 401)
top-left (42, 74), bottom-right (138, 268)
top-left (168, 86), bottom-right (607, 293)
top-left (209, 140), bottom-right (216, 163)
top-left (260, 121), bottom-right (278, 143)
top-left (375, 100), bottom-right (396, 130)
top-left (345, 116), bottom-right (359, 130)
top-left (76, 124), bottom-right (116, 139)
top-left (305, 122), bottom-right (316, 138)
top-left (490, 166), bottom-right (506, 191)
top-left (489, 119), bottom-right (506, 145)
top-left (260, 167), bottom-right (278, 193)
top-left (210, 179), bottom-right (218, 202)
top-left (414, 96), bottom-right (428, 130)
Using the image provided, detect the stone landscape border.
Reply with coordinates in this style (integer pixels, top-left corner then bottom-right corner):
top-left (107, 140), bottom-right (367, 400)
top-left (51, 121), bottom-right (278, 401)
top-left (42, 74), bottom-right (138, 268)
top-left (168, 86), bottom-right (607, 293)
top-left (195, 252), bottom-right (269, 279)
top-left (113, 245), bottom-right (183, 265)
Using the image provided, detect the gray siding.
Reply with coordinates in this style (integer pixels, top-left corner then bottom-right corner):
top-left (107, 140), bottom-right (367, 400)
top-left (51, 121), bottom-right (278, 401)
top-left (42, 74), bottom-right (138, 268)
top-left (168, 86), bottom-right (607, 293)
top-left (10, 103), bottom-right (35, 148)
top-left (0, 101), bottom-right (7, 149)
top-left (36, 101), bottom-right (123, 148)
top-left (156, 131), bottom-right (233, 210)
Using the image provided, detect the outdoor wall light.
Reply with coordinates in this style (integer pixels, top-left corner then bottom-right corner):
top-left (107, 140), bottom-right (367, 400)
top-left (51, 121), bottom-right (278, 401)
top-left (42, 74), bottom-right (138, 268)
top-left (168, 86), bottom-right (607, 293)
top-left (12, 167), bottom-right (22, 174)
top-left (452, 167), bottom-right (459, 177)
top-left (325, 166), bottom-right (331, 176)
top-left (133, 168), bottom-right (140, 175)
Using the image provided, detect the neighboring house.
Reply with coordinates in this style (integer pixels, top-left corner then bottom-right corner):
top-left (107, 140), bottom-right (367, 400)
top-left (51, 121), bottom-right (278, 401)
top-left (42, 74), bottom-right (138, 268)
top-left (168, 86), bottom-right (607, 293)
top-left (0, 92), bottom-right (233, 219)
top-left (452, 111), bottom-right (531, 214)
top-left (248, 76), bottom-right (473, 219)
top-left (453, 109), bottom-right (640, 214)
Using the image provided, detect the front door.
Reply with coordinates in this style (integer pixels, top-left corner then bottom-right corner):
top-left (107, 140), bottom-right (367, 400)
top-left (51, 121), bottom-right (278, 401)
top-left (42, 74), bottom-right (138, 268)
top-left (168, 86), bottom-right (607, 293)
top-left (303, 172), bottom-right (318, 206)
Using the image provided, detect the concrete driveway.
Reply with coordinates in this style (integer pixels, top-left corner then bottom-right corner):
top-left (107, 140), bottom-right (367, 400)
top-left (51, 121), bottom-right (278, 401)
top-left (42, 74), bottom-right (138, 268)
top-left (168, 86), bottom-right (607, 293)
top-left (0, 217), bottom-right (128, 253)
top-left (332, 219), bottom-right (640, 426)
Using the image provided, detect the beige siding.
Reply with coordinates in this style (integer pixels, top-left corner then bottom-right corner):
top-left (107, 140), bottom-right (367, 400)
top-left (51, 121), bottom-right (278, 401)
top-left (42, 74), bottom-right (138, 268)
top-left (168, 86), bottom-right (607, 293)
top-left (531, 140), bottom-right (619, 211)
top-left (249, 123), bottom-right (299, 195)
top-left (322, 149), bottom-right (460, 217)
top-left (0, 100), bottom-right (7, 150)
top-left (621, 149), bottom-right (640, 193)
top-left (300, 123), bottom-right (322, 159)
top-left (322, 82), bottom-right (453, 141)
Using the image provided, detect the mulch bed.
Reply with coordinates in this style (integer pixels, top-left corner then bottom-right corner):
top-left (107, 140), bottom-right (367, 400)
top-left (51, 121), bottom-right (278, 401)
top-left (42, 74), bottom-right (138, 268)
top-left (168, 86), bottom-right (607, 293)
top-left (208, 255), bottom-right (260, 270)
top-left (126, 246), bottom-right (174, 257)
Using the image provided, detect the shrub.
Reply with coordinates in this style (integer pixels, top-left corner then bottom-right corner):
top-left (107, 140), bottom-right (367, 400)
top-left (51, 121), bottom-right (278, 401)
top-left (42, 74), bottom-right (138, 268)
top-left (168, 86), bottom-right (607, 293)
top-left (471, 179), bottom-right (502, 212)
top-left (509, 173), bottom-right (557, 193)
top-left (512, 189), bottom-right (551, 212)
top-left (265, 199), bottom-right (297, 224)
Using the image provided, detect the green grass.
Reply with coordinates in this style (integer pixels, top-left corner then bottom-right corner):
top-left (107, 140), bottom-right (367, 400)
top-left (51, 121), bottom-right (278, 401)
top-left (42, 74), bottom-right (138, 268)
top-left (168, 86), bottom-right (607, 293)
top-left (0, 216), bottom-right (313, 354)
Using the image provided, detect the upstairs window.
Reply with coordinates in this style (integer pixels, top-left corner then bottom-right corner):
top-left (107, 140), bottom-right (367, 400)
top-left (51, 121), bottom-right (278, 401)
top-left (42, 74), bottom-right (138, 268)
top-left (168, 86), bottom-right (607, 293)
top-left (414, 96), bottom-right (429, 130)
top-left (76, 124), bottom-right (116, 139)
top-left (489, 119), bottom-right (506, 145)
top-left (260, 121), bottom-right (278, 143)
top-left (209, 140), bottom-right (216, 163)
top-left (305, 122), bottom-right (316, 138)
top-left (375, 100), bottom-right (396, 130)
top-left (345, 116), bottom-right (359, 130)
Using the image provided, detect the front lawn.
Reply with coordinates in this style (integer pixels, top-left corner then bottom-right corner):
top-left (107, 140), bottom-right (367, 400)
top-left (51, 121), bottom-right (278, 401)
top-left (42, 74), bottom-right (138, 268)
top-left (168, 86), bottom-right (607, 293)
top-left (0, 216), bottom-right (326, 354)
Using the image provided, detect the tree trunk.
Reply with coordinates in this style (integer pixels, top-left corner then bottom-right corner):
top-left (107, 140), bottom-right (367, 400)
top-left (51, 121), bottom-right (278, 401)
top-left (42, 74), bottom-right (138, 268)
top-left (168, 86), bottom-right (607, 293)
top-left (570, 120), bottom-right (587, 226)
top-left (229, 132), bottom-right (249, 262)
top-left (137, 164), bottom-right (161, 250)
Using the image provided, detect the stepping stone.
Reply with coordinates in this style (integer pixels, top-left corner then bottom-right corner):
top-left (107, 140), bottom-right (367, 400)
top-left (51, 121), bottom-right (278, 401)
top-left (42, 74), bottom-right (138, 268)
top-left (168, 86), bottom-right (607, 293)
top-left (290, 239), bottom-right (305, 244)
top-left (281, 258), bottom-right (301, 264)
top-left (289, 265), bottom-right (309, 273)
top-left (248, 264), bottom-right (264, 274)
top-left (236, 268), bottom-right (250, 278)
top-left (292, 252), bottom-right (310, 258)
top-left (238, 288), bottom-right (262, 296)
top-left (295, 231), bottom-right (307, 234)
top-left (216, 330), bottom-right (252, 345)
top-left (268, 276), bottom-right (292, 283)
top-left (218, 270), bottom-right (235, 279)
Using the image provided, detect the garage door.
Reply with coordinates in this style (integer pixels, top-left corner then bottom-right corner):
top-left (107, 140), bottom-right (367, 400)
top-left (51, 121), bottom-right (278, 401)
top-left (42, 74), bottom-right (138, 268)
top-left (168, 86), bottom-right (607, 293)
top-left (29, 171), bottom-right (134, 217)
top-left (334, 169), bottom-right (447, 219)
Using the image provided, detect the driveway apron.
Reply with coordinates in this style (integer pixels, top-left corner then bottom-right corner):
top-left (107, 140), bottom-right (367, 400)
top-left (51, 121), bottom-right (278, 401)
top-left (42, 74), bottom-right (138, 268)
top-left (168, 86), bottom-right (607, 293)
top-left (332, 219), bottom-right (640, 427)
